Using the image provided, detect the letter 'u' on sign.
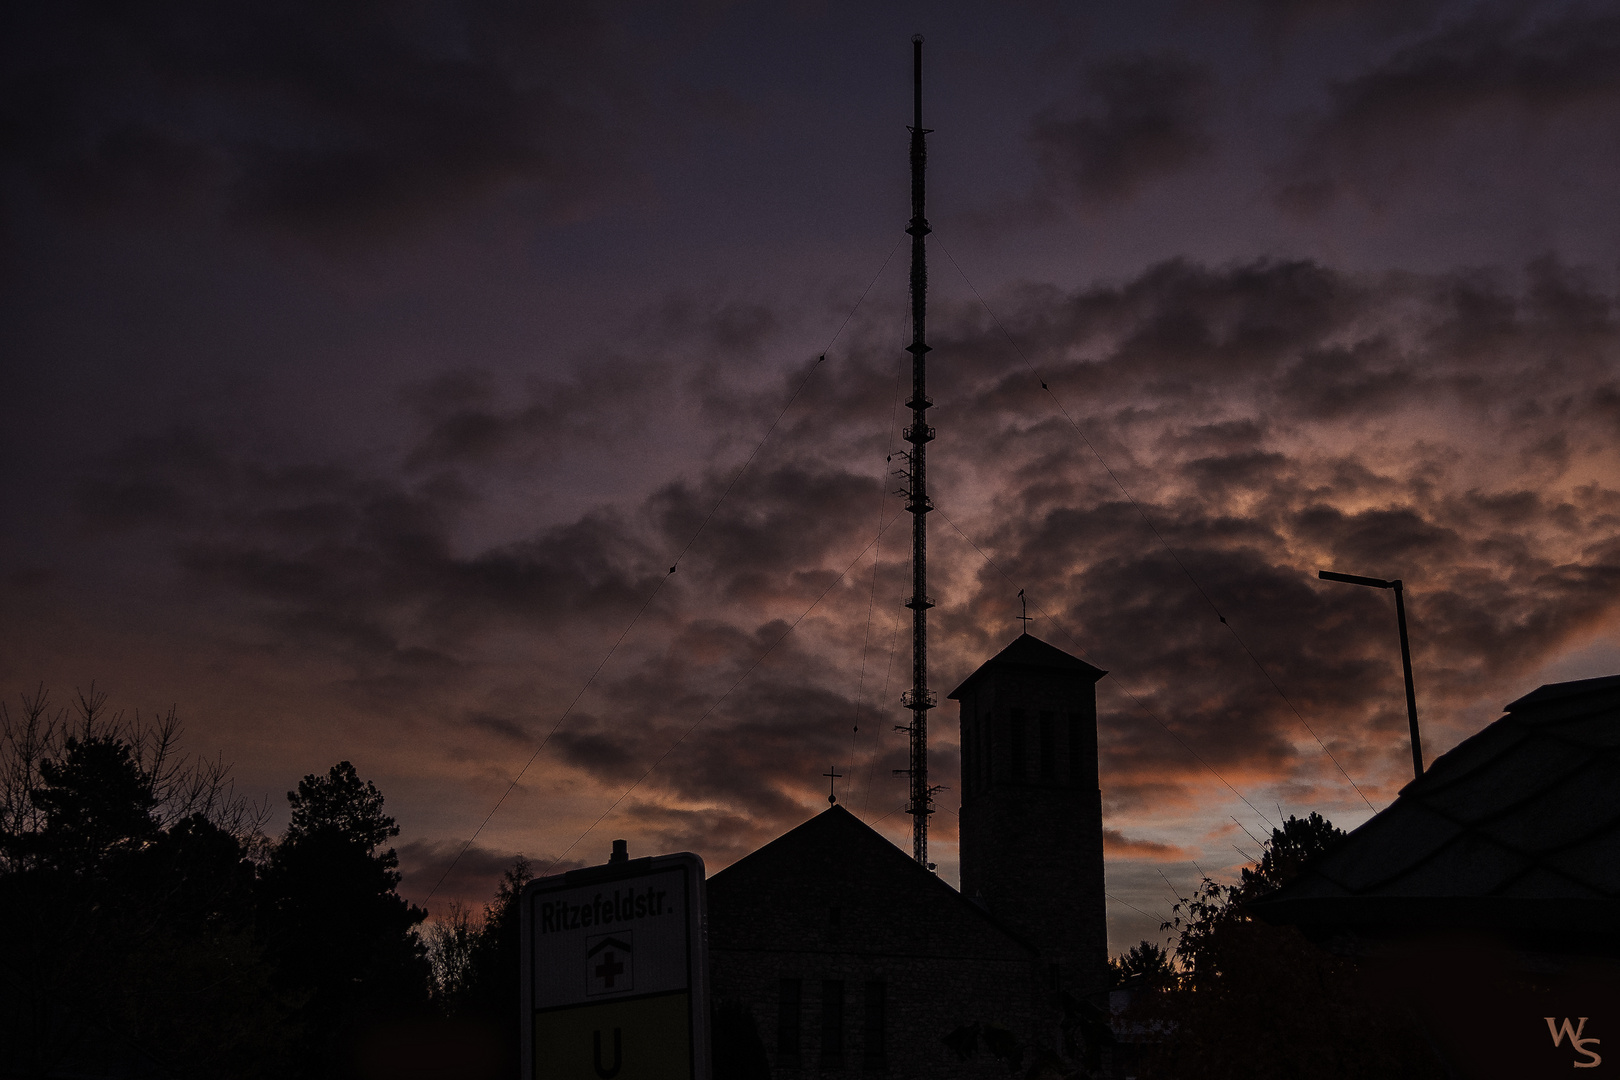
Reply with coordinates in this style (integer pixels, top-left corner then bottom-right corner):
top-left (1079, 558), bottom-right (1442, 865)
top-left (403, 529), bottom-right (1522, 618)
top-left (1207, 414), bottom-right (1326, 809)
top-left (533, 995), bottom-right (691, 1080)
top-left (521, 851), bottom-right (709, 1080)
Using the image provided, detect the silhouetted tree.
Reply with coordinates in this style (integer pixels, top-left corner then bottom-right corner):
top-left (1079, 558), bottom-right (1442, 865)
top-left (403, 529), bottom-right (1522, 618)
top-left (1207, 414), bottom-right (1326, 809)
top-left (1135, 813), bottom-right (1444, 1080)
top-left (259, 761), bottom-right (430, 1075)
top-left (453, 857), bottom-right (533, 1070)
top-left (1244, 810), bottom-right (1343, 893)
top-left (463, 856), bottom-right (530, 1005)
top-left (0, 689), bottom-right (289, 1078)
top-left (425, 900), bottom-right (480, 1006)
top-left (16, 733), bottom-right (158, 874)
top-left (404, 854), bottom-right (540, 1071)
top-left (1108, 939), bottom-right (1174, 989)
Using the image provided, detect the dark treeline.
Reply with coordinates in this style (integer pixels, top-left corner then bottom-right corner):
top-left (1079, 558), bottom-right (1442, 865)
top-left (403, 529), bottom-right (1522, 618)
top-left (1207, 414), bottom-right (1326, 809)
top-left (1100, 813), bottom-right (1448, 1080)
top-left (0, 690), bottom-right (524, 1079)
top-left (2, 688), bottom-right (1455, 1078)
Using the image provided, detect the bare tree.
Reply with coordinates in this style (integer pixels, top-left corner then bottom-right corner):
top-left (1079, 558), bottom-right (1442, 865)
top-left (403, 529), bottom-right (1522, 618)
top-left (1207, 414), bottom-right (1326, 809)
top-left (0, 685), bottom-right (267, 873)
top-left (423, 901), bottom-right (482, 1007)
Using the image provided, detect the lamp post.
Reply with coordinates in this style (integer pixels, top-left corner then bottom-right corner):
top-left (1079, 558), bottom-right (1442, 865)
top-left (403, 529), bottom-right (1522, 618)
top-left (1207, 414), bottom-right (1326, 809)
top-left (1319, 570), bottom-right (1424, 779)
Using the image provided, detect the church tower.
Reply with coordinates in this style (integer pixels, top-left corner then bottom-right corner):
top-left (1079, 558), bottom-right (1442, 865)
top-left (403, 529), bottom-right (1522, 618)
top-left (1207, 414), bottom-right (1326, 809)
top-left (949, 633), bottom-right (1109, 997)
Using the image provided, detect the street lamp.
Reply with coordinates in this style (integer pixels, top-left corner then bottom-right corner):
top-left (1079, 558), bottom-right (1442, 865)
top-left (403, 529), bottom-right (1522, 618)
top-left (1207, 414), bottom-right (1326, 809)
top-left (1318, 570), bottom-right (1424, 779)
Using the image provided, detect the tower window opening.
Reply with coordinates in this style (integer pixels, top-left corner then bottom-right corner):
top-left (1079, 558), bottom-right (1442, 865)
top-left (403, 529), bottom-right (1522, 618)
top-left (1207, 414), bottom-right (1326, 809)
top-left (1039, 711), bottom-right (1056, 780)
top-left (1068, 711), bottom-right (1083, 780)
top-left (1009, 709), bottom-right (1026, 781)
top-left (972, 722), bottom-right (984, 790)
top-left (778, 978), bottom-right (802, 1058)
top-left (965, 710), bottom-right (977, 798)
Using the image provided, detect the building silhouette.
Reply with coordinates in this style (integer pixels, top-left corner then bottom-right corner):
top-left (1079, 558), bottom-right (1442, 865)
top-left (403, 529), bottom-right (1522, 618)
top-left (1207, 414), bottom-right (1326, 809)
top-left (1252, 673), bottom-right (1620, 1076)
top-left (708, 631), bottom-right (1110, 1075)
top-left (953, 633), bottom-right (1109, 1002)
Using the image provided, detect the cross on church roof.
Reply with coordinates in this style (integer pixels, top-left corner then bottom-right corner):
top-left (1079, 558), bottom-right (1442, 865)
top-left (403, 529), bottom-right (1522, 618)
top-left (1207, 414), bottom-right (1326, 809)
top-left (824, 765), bottom-right (843, 805)
top-left (1017, 589), bottom-right (1032, 630)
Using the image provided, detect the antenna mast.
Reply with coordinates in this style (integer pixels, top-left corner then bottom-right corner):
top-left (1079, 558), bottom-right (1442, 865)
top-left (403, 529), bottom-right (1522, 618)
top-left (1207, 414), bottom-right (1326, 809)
top-left (901, 34), bottom-right (936, 867)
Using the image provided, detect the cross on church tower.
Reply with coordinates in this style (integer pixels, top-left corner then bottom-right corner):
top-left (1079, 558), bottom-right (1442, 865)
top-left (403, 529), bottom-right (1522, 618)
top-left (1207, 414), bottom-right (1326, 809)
top-left (824, 765), bottom-right (843, 805)
top-left (1017, 589), bottom-right (1032, 631)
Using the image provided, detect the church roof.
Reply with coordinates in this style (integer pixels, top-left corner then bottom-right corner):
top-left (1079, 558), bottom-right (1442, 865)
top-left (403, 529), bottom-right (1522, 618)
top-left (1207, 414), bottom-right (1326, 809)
top-left (946, 632), bottom-right (1107, 700)
top-left (707, 804), bottom-right (1036, 960)
top-left (1251, 673), bottom-right (1620, 940)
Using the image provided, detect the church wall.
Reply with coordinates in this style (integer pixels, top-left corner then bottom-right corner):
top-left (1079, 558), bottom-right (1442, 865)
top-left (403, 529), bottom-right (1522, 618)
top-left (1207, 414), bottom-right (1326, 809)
top-left (708, 808), bottom-right (1047, 1078)
top-left (709, 945), bottom-right (1042, 1079)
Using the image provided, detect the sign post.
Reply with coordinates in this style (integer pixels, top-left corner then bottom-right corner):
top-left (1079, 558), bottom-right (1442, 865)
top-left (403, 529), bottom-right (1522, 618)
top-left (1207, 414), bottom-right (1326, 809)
top-left (521, 844), bottom-right (709, 1080)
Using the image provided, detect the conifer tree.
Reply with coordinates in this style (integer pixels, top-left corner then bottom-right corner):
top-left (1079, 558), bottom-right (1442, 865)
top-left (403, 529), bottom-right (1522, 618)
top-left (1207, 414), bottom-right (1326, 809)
top-left (259, 761), bottom-right (430, 1074)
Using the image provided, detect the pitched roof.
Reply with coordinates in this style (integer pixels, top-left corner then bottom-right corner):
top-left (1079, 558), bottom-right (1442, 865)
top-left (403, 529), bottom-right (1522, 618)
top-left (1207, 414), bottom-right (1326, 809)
top-left (946, 633), bottom-right (1107, 700)
top-left (1252, 674), bottom-right (1620, 938)
top-left (707, 805), bottom-right (1036, 959)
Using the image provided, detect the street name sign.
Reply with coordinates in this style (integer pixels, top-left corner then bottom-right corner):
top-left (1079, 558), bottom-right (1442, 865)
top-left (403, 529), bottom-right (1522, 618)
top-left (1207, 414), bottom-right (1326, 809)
top-left (521, 849), bottom-right (709, 1080)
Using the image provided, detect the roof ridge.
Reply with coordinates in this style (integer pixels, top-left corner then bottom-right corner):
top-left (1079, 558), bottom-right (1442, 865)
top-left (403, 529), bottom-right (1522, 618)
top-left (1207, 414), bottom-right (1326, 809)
top-left (947, 632), bottom-right (1106, 700)
top-left (1505, 672), bottom-right (1620, 712)
top-left (708, 804), bottom-right (1042, 955)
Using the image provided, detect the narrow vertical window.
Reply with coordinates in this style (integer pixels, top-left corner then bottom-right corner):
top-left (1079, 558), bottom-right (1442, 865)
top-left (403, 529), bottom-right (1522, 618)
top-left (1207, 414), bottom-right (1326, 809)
top-left (863, 980), bottom-right (887, 1064)
top-left (1009, 709), bottom-right (1025, 781)
top-left (1039, 710), bottom-right (1056, 779)
top-left (778, 978), bottom-right (801, 1058)
top-left (822, 980), bottom-right (845, 1057)
top-left (980, 717), bottom-right (991, 791)
top-left (964, 712), bottom-right (976, 798)
top-left (965, 718), bottom-right (978, 793)
top-left (1068, 711), bottom-right (1084, 782)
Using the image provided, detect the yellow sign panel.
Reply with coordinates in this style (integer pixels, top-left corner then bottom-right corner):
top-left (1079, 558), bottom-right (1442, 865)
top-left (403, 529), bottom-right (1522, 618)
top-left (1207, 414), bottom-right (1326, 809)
top-left (534, 992), bottom-right (692, 1080)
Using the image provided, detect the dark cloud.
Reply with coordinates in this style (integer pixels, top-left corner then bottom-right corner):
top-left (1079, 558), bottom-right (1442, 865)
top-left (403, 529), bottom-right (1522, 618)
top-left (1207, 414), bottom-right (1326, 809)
top-left (1102, 828), bottom-right (1197, 861)
top-left (0, 0), bottom-right (647, 237)
top-left (1280, 5), bottom-right (1620, 211)
top-left (398, 838), bottom-right (573, 915)
top-left (72, 427), bottom-right (668, 692)
top-left (618, 802), bottom-right (783, 871)
top-left (7, 1), bottom-right (1620, 958)
top-left (649, 467), bottom-right (883, 600)
top-left (1194, 0), bottom-right (1447, 37)
top-left (1030, 53), bottom-right (1214, 207)
top-left (27, 251), bottom-right (1620, 885)
top-left (466, 710), bottom-right (532, 744)
top-left (400, 293), bottom-right (790, 472)
top-left (923, 255), bottom-right (1620, 813)
top-left (402, 363), bottom-right (674, 471)
top-left (551, 713), bottom-right (650, 783)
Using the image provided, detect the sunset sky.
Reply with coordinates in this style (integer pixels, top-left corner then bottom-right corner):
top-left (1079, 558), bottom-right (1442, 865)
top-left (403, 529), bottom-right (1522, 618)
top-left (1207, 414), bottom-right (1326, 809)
top-left (5, 0), bottom-right (1620, 954)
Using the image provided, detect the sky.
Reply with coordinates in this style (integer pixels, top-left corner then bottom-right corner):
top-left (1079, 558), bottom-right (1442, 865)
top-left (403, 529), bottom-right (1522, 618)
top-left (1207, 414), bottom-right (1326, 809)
top-left (5, 0), bottom-right (1620, 955)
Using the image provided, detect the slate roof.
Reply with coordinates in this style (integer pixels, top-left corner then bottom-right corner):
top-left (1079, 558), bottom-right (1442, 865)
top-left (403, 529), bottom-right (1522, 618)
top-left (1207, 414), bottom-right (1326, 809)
top-left (1252, 674), bottom-right (1620, 940)
top-left (946, 633), bottom-right (1107, 700)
